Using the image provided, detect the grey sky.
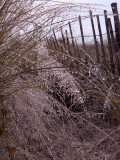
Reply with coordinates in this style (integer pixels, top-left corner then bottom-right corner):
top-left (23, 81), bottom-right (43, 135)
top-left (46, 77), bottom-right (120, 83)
top-left (57, 0), bottom-right (120, 10)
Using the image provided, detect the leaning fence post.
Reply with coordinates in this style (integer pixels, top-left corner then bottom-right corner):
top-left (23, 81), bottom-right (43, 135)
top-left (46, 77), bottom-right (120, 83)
top-left (111, 3), bottom-right (120, 49)
top-left (68, 22), bottom-right (76, 57)
top-left (49, 39), bottom-right (53, 49)
top-left (53, 29), bottom-right (63, 62)
top-left (49, 38), bottom-right (55, 52)
top-left (96, 15), bottom-right (105, 58)
top-left (53, 29), bottom-right (60, 52)
top-left (104, 10), bottom-right (115, 74)
top-left (78, 15), bottom-right (87, 64)
top-left (61, 27), bottom-right (66, 50)
top-left (47, 37), bottom-right (56, 56)
top-left (65, 30), bottom-right (71, 68)
top-left (46, 38), bottom-right (51, 56)
top-left (65, 30), bottom-right (71, 55)
top-left (90, 10), bottom-right (100, 63)
top-left (51, 37), bottom-right (57, 51)
top-left (108, 18), bottom-right (120, 76)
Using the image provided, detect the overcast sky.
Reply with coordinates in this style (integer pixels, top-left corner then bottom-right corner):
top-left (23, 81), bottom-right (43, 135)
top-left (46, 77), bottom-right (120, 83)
top-left (56, 0), bottom-right (120, 10)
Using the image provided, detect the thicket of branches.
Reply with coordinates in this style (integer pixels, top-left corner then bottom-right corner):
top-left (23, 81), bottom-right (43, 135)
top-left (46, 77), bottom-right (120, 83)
top-left (0, 1), bottom-right (87, 159)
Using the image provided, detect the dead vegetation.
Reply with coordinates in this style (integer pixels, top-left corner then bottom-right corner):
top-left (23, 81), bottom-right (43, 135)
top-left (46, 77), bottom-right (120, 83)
top-left (0, 1), bottom-right (120, 160)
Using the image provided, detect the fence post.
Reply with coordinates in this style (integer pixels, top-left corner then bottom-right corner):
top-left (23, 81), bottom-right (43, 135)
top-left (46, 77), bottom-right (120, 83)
top-left (53, 29), bottom-right (64, 62)
top-left (111, 3), bottom-right (120, 49)
top-left (61, 27), bottom-right (66, 50)
top-left (51, 37), bottom-right (57, 51)
top-left (47, 37), bottom-right (56, 56)
top-left (68, 22), bottom-right (76, 57)
top-left (96, 15), bottom-right (105, 58)
top-left (50, 38), bottom-right (55, 51)
top-left (78, 15), bottom-right (87, 64)
top-left (75, 39), bottom-right (81, 60)
top-left (104, 10), bottom-right (115, 74)
top-left (90, 10), bottom-right (100, 63)
top-left (65, 30), bottom-right (70, 54)
top-left (108, 18), bottom-right (120, 76)
top-left (53, 29), bottom-right (60, 52)
top-left (65, 30), bottom-right (71, 66)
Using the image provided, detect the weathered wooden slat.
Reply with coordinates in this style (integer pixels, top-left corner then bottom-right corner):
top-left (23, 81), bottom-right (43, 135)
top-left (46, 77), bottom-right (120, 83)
top-left (96, 15), bottom-right (105, 58)
top-left (104, 10), bottom-right (115, 74)
top-left (68, 22), bottom-right (76, 57)
top-left (111, 3), bottom-right (120, 49)
top-left (78, 15), bottom-right (87, 64)
top-left (90, 10), bottom-right (100, 63)
top-left (51, 37), bottom-right (57, 51)
top-left (61, 27), bottom-right (66, 50)
top-left (108, 18), bottom-right (120, 76)
top-left (53, 29), bottom-right (60, 51)
top-left (65, 30), bottom-right (71, 67)
top-left (65, 30), bottom-right (70, 55)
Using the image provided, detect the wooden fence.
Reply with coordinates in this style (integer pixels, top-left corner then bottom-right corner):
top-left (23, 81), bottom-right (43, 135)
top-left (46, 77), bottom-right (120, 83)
top-left (46, 3), bottom-right (120, 76)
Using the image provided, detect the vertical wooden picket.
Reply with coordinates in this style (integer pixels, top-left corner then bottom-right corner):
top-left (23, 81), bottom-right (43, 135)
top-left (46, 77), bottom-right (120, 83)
top-left (96, 15), bottom-right (105, 58)
top-left (111, 3), bottom-right (120, 49)
top-left (104, 10), bottom-right (115, 74)
top-left (68, 22), bottom-right (76, 57)
top-left (108, 18), bottom-right (120, 76)
top-left (78, 15), bottom-right (87, 64)
top-left (90, 10), bottom-right (100, 63)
